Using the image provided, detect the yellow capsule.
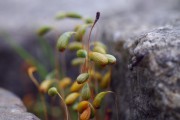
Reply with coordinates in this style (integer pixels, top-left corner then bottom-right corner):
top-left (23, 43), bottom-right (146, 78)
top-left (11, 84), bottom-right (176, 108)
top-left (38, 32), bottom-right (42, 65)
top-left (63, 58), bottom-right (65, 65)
top-left (68, 42), bottom-right (83, 51)
top-left (75, 24), bottom-right (91, 41)
top-left (76, 73), bottom-right (89, 84)
top-left (84, 17), bottom-right (93, 24)
top-left (93, 46), bottom-right (106, 54)
top-left (65, 92), bottom-right (80, 105)
top-left (90, 70), bottom-right (102, 81)
top-left (100, 70), bottom-right (111, 89)
top-left (66, 12), bottom-right (82, 19)
top-left (70, 81), bottom-right (84, 92)
top-left (71, 58), bottom-right (85, 66)
top-left (57, 32), bottom-right (76, 52)
top-left (77, 49), bottom-right (87, 58)
top-left (48, 87), bottom-right (58, 97)
top-left (37, 26), bottom-right (52, 36)
top-left (55, 12), bottom-right (66, 19)
top-left (93, 91), bottom-right (112, 109)
top-left (93, 41), bottom-right (107, 51)
top-left (77, 101), bottom-right (89, 113)
top-left (105, 54), bottom-right (116, 64)
top-left (39, 80), bottom-right (54, 93)
top-left (80, 106), bottom-right (91, 120)
top-left (56, 12), bottom-right (82, 19)
top-left (81, 83), bottom-right (91, 100)
top-left (59, 77), bottom-right (72, 89)
top-left (89, 52), bottom-right (108, 66)
top-left (74, 25), bottom-right (81, 32)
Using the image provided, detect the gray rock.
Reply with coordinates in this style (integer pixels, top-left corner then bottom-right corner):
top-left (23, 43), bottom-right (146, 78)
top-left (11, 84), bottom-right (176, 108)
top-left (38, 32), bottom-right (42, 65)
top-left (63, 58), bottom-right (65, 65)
top-left (0, 88), bottom-right (39, 120)
top-left (100, 0), bottom-right (180, 119)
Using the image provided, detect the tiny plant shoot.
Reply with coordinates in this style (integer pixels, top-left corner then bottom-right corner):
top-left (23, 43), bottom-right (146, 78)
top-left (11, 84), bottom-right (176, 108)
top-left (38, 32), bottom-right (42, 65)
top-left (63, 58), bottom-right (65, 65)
top-left (27, 11), bottom-right (117, 120)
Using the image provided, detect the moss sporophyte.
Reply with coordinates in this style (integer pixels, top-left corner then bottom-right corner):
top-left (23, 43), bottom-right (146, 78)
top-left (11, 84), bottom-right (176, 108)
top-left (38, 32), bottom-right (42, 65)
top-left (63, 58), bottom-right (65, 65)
top-left (27, 11), bottom-right (117, 120)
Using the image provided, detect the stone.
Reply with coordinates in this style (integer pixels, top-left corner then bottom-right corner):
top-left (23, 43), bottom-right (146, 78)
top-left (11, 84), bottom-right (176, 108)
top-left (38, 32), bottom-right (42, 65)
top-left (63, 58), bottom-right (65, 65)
top-left (99, 0), bottom-right (180, 119)
top-left (0, 88), bottom-right (39, 120)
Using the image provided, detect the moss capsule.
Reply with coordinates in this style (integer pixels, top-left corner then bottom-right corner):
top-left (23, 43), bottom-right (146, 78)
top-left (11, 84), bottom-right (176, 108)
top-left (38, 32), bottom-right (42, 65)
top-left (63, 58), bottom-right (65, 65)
top-left (89, 52), bottom-right (108, 66)
top-left (57, 32), bottom-right (76, 52)
top-left (77, 49), bottom-right (87, 58)
top-left (77, 73), bottom-right (89, 84)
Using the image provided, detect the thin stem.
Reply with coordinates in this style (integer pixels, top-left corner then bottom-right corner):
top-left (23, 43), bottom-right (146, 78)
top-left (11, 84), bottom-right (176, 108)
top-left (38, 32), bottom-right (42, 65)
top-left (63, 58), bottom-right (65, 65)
top-left (87, 12), bottom-right (100, 70)
top-left (29, 74), bottom-right (40, 88)
top-left (57, 92), bottom-right (69, 120)
top-left (40, 94), bottom-right (48, 120)
top-left (28, 68), bottom-right (48, 120)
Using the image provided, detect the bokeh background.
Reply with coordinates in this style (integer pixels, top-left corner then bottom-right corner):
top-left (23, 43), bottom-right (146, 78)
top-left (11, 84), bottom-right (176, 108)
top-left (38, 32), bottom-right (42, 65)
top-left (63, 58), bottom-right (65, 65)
top-left (0, 0), bottom-right (122, 96)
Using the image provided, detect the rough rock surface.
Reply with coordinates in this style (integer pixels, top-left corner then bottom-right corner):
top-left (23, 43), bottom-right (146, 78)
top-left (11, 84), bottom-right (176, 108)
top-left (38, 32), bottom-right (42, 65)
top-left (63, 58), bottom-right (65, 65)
top-left (100, 0), bottom-right (180, 120)
top-left (0, 88), bottom-right (39, 120)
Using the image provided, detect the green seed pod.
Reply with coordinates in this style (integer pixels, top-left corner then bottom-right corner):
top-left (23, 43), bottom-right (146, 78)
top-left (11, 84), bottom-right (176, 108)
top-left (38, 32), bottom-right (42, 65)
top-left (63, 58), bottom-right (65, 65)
top-left (74, 25), bottom-right (81, 32)
top-left (100, 70), bottom-right (111, 89)
top-left (72, 102), bottom-right (79, 111)
top-left (66, 12), bottom-right (82, 19)
top-left (71, 58), bottom-right (85, 66)
top-left (77, 49), bottom-right (87, 58)
top-left (75, 24), bottom-right (91, 41)
top-left (84, 17), bottom-right (93, 24)
top-left (55, 12), bottom-right (66, 19)
top-left (39, 80), bottom-right (54, 93)
top-left (93, 41), bottom-right (107, 51)
top-left (57, 32), bottom-right (76, 52)
top-left (45, 70), bottom-right (57, 80)
top-left (76, 73), bottom-right (89, 84)
top-left (93, 91), bottom-right (112, 109)
top-left (93, 46), bottom-right (106, 54)
top-left (68, 42), bottom-right (83, 51)
top-left (48, 87), bottom-right (58, 97)
top-left (89, 52), bottom-right (108, 66)
top-left (105, 54), bottom-right (116, 64)
top-left (81, 83), bottom-right (91, 100)
top-left (65, 92), bottom-right (80, 105)
top-left (37, 26), bottom-right (52, 36)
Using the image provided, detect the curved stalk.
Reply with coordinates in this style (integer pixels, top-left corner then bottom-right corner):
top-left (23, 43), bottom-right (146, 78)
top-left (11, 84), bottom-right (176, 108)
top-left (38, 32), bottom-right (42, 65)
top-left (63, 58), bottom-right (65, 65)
top-left (87, 12), bottom-right (100, 70)
top-left (28, 67), bottom-right (48, 120)
top-left (57, 92), bottom-right (69, 120)
top-left (40, 94), bottom-right (48, 120)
